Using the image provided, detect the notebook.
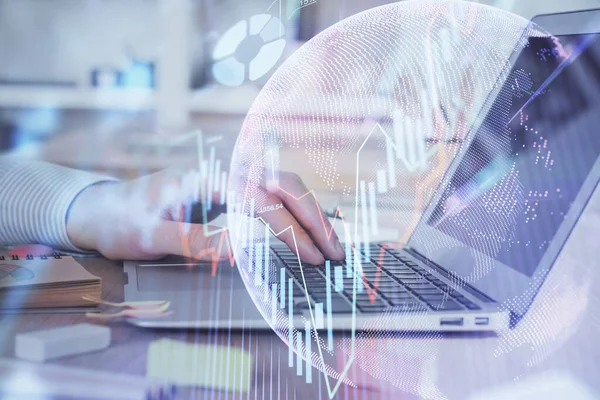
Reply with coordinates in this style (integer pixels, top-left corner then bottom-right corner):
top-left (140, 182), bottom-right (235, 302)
top-left (0, 254), bottom-right (101, 311)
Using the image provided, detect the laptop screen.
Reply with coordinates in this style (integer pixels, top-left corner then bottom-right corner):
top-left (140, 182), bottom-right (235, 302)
top-left (426, 33), bottom-right (600, 278)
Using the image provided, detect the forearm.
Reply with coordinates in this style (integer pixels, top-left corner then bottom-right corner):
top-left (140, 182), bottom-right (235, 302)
top-left (0, 157), bottom-right (116, 251)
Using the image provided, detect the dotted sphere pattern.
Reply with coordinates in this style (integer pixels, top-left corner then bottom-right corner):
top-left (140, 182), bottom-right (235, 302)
top-left (227, 0), bottom-right (555, 393)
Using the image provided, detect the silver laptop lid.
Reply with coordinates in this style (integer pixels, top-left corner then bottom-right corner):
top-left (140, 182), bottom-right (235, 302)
top-left (406, 9), bottom-right (600, 318)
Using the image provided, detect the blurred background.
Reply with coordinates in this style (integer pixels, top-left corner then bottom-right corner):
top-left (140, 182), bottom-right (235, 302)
top-left (0, 0), bottom-right (597, 179)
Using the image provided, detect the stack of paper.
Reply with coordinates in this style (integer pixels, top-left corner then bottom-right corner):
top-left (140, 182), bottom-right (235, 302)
top-left (0, 256), bottom-right (101, 309)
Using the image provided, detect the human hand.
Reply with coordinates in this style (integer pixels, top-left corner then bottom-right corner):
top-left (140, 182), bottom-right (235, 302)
top-left (67, 169), bottom-right (344, 263)
top-left (252, 171), bottom-right (345, 265)
top-left (66, 168), bottom-right (228, 260)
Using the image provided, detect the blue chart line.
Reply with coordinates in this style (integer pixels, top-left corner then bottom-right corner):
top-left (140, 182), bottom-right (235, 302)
top-left (207, 146), bottom-right (215, 210)
top-left (288, 277), bottom-right (294, 368)
top-left (325, 261), bottom-right (334, 351)
top-left (359, 181), bottom-right (370, 261)
top-left (271, 283), bottom-right (278, 324)
top-left (305, 322), bottom-right (313, 383)
top-left (315, 303), bottom-right (324, 329)
top-left (280, 268), bottom-right (286, 309)
top-left (334, 266), bottom-right (344, 292)
top-left (345, 233), bottom-right (353, 277)
top-left (255, 244), bottom-right (263, 286)
top-left (263, 224), bottom-right (271, 301)
top-left (296, 331), bottom-right (303, 376)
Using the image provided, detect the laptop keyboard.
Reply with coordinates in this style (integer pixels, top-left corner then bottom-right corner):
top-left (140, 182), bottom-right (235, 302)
top-left (270, 243), bottom-right (481, 314)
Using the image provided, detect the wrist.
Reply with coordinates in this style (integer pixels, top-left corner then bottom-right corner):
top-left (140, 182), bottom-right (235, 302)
top-left (66, 181), bottom-right (114, 251)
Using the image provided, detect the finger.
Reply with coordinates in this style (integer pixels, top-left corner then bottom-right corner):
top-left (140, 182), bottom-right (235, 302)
top-left (153, 220), bottom-right (231, 261)
top-left (267, 172), bottom-right (344, 260)
top-left (257, 191), bottom-right (325, 265)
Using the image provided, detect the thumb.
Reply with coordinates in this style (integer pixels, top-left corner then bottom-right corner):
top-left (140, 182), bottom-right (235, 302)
top-left (153, 220), bottom-right (232, 261)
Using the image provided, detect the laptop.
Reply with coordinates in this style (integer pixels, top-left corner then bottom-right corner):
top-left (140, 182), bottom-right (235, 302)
top-left (125, 8), bottom-right (600, 331)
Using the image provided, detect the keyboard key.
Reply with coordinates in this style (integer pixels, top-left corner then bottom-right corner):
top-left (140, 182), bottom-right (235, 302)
top-left (303, 284), bottom-right (329, 293)
top-left (364, 274), bottom-right (393, 282)
top-left (309, 290), bottom-right (332, 301)
top-left (417, 293), bottom-right (447, 301)
top-left (397, 277), bottom-right (427, 284)
top-left (382, 266), bottom-right (415, 274)
top-left (464, 303), bottom-right (481, 310)
top-left (361, 263), bottom-right (386, 271)
top-left (404, 282), bottom-right (437, 290)
top-left (360, 272), bottom-right (385, 280)
top-left (357, 304), bottom-right (389, 313)
top-left (452, 294), bottom-right (469, 302)
top-left (382, 293), bottom-right (414, 302)
top-left (369, 261), bottom-right (393, 268)
top-left (372, 256), bottom-right (400, 263)
top-left (388, 299), bottom-right (424, 308)
top-left (280, 259), bottom-right (300, 266)
top-left (297, 276), bottom-right (325, 284)
top-left (415, 272), bottom-right (434, 279)
top-left (356, 297), bottom-right (388, 307)
top-left (391, 271), bottom-right (418, 277)
top-left (446, 290), bottom-right (465, 297)
top-left (377, 261), bottom-right (406, 267)
top-left (300, 270), bottom-right (325, 278)
top-left (323, 299), bottom-right (354, 313)
top-left (356, 295), bottom-right (389, 305)
top-left (376, 283), bottom-right (409, 292)
top-left (342, 281), bottom-right (360, 290)
top-left (379, 259), bottom-right (398, 266)
top-left (380, 287), bottom-right (412, 296)
top-left (300, 277), bottom-right (327, 286)
top-left (410, 287), bottom-right (444, 295)
top-left (350, 293), bottom-right (378, 303)
top-left (371, 284), bottom-right (405, 293)
top-left (406, 283), bottom-right (445, 294)
top-left (306, 287), bottom-right (329, 296)
top-left (382, 247), bottom-right (402, 254)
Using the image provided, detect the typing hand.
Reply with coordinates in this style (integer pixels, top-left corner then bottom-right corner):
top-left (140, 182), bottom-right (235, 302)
top-left (66, 169), bottom-right (344, 263)
top-left (254, 171), bottom-right (345, 265)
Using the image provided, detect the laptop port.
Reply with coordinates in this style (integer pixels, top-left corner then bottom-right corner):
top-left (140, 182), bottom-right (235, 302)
top-left (475, 317), bottom-right (489, 326)
top-left (440, 317), bottom-right (464, 327)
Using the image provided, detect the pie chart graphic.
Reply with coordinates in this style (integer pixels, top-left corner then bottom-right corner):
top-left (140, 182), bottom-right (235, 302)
top-left (212, 14), bottom-right (286, 86)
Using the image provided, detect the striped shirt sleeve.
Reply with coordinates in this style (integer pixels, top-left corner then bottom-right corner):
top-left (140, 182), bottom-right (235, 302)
top-left (0, 156), bottom-right (117, 252)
